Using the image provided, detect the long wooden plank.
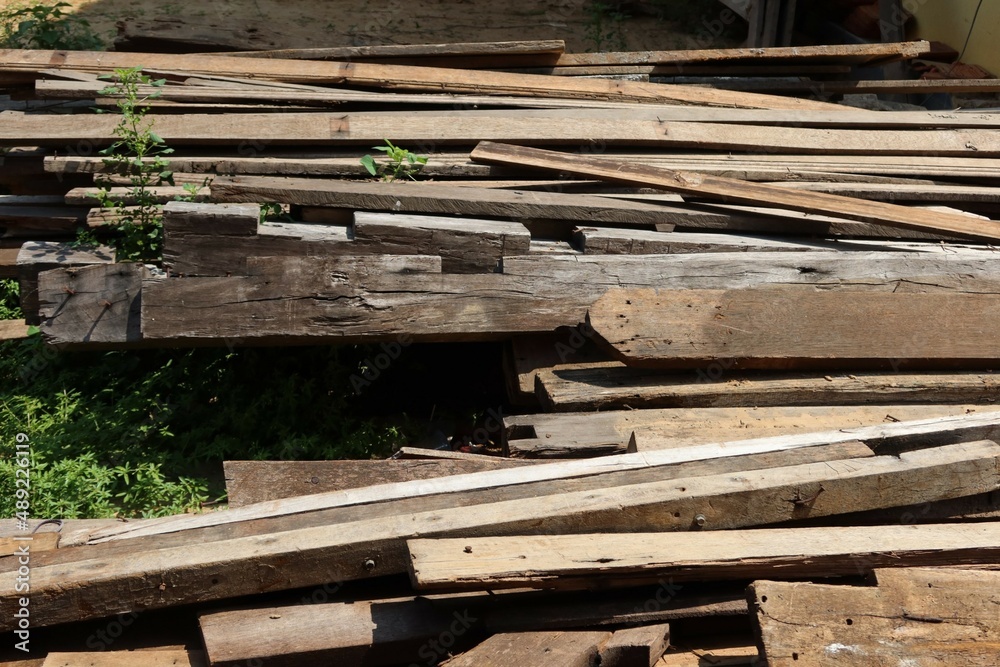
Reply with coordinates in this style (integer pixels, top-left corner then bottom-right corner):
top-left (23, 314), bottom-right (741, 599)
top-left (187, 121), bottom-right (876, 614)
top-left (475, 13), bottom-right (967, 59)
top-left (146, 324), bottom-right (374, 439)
top-left (223, 458), bottom-right (530, 507)
top-left (537, 367), bottom-right (1000, 412)
top-left (573, 227), bottom-right (845, 254)
top-left (76, 409), bottom-right (1000, 544)
top-left (442, 631), bottom-right (612, 667)
top-left (140, 250), bottom-right (1000, 347)
top-left (407, 519), bottom-right (1000, 591)
top-left (470, 143), bottom-right (1000, 241)
top-left (587, 288), bottom-right (1000, 369)
top-left (199, 595), bottom-right (486, 667)
top-left (217, 39), bottom-right (565, 66)
top-left (764, 180), bottom-right (1000, 203)
top-left (505, 405), bottom-right (988, 455)
top-left (555, 41), bottom-right (931, 67)
top-left (0, 50), bottom-right (841, 110)
top-left (36, 90), bottom-right (1000, 130)
top-left (210, 176), bottom-right (709, 227)
top-left (18, 109), bottom-right (1000, 148)
top-left (46, 151), bottom-right (1000, 183)
top-left (40, 79), bottom-right (660, 110)
top-left (611, 120), bottom-right (1000, 156)
top-left (751, 569), bottom-right (1000, 666)
top-left (714, 77), bottom-right (1000, 94)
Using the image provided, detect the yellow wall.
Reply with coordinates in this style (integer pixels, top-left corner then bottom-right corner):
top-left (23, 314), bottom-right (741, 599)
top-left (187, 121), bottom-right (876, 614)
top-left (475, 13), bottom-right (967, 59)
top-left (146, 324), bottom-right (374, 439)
top-left (910, 0), bottom-right (1000, 74)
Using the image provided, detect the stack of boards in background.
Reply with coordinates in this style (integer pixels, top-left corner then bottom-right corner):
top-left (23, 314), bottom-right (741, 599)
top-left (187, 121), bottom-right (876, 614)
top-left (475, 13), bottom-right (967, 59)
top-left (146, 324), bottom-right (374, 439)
top-left (3, 39), bottom-right (1000, 665)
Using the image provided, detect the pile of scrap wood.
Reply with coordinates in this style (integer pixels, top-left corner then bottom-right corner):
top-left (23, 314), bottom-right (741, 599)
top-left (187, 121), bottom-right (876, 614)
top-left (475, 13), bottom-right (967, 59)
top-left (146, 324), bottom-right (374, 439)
top-left (5, 410), bottom-right (1000, 665)
top-left (4, 39), bottom-right (1000, 665)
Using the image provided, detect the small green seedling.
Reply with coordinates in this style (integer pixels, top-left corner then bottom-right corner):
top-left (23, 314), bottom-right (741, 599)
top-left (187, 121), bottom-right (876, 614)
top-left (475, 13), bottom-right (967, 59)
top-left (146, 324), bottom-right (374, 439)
top-left (0, 2), bottom-right (104, 50)
top-left (96, 66), bottom-right (174, 263)
top-left (361, 139), bottom-right (428, 182)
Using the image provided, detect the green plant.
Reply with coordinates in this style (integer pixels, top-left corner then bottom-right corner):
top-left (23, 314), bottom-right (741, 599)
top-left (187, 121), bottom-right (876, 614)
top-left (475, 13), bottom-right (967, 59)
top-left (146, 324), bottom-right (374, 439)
top-left (0, 339), bottom-right (424, 518)
top-left (179, 180), bottom-right (208, 200)
top-left (361, 139), bottom-right (428, 182)
top-left (71, 225), bottom-right (100, 249)
top-left (96, 66), bottom-right (174, 263)
top-left (0, 279), bottom-right (21, 320)
top-left (0, 2), bottom-right (104, 50)
top-left (585, 1), bottom-right (629, 52)
top-left (259, 202), bottom-right (293, 224)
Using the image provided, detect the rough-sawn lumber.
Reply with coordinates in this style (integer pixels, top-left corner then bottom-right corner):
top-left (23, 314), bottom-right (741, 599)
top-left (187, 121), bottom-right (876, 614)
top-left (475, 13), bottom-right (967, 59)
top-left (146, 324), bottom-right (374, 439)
top-left (470, 142), bottom-right (1000, 242)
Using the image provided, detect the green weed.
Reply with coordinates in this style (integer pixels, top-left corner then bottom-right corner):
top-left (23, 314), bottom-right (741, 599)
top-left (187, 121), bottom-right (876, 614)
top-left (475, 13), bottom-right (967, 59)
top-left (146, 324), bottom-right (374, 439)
top-left (0, 2), bottom-right (104, 50)
top-left (361, 140), bottom-right (428, 182)
top-left (96, 66), bottom-right (174, 263)
top-left (585, 1), bottom-right (629, 52)
top-left (0, 279), bottom-right (21, 320)
top-left (0, 340), bottom-right (417, 518)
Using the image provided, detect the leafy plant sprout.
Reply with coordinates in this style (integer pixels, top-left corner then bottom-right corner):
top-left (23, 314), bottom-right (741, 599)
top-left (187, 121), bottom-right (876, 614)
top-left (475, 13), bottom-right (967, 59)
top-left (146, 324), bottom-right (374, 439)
top-left (361, 139), bottom-right (429, 182)
top-left (95, 66), bottom-right (175, 263)
top-left (0, 2), bottom-right (104, 50)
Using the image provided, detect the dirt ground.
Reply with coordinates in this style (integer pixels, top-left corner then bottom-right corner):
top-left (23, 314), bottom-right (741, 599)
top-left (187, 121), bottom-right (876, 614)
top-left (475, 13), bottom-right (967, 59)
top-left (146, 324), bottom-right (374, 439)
top-left (0, 0), bottom-right (745, 53)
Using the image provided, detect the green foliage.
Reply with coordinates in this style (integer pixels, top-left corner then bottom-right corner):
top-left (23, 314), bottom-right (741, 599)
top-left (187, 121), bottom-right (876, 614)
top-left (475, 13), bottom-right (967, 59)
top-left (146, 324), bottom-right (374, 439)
top-left (585, 1), bottom-right (629, 52)
top-left (259, 202), bottom-right (293, 225)
top-left (0, 2), bottom-right (104, 50)
top-left (96, 67), bottom-right (174, 263)
top-left (0, 341), bottom-right (415, 518)
top-left (0, 279), bottom-right (21, 321)
top-left (361, 139), bottom-right (429, 182)
top-left (71, 226), bottom-right (100, 250)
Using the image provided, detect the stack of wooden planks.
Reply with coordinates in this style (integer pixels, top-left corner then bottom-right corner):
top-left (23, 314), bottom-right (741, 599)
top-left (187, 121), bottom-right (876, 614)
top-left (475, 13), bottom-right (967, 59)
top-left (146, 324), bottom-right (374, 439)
top-left (5, 40), bottom-right (1000, 665)
top-left (4, 410), bottom-right (1000, 664)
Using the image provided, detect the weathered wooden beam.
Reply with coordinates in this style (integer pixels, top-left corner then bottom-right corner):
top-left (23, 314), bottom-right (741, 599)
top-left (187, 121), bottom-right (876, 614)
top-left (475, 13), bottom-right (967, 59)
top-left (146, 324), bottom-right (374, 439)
top-left (587, 288), bottom-right (1000, 370)
top-left (600, 623), bottom-right (671, 667)
top-left (139, 251), bottom-right (1000, 347)
top-left (18, 109), bottom-right (1000, 149)
top-left (442, 631), bottom-right (612, 666)
top-left (0, 50), bottom-right (841, 110)
top-left (17, 241), bottom-right (114, 325)
top-left (217, 39), bottom-right (566, 67)
top-left (537, 367), bottom-right (1000, 412)
top-left (408, 517), bottom-right (1000, 592)
top-left (46, 150), bottom-right (1000, 182)
top-left (223, 458), bottom-right (531, 507)
top-left (554, 41), bottom-right (931, 67)
top-left (162, 201), bottom-right (354, 276)
top-left (751, 568), bottom-right (1000, 666)
top-left (505, 404), bottom-right (995, 455)
top-left (352, 212), bottom-right (530, 273)
top-left (40, 651), bottom-right (206, 667)
top-left (470, 143), bottom-right (1000, 242)
top-left (38, 263), bottom-right (147, 346)
top-left (572, 227), bottom-right (843, 254)
top-left (210, 176), bottom-right (714, 228)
